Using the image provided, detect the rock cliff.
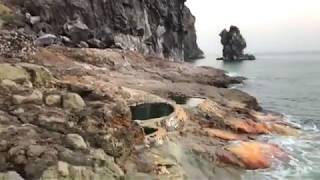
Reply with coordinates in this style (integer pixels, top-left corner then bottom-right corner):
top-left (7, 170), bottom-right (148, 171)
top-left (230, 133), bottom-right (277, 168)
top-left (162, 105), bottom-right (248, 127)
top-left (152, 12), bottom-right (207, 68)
top-left (7, 0), bottom-right (203, 61)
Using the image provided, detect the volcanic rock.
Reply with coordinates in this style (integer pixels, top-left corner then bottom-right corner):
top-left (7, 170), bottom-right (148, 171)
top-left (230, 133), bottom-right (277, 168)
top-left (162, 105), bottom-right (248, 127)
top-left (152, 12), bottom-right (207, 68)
top-left (218, 25), bottom-right (255, 61)
top-left (9, 0), bottom-right (203, 61)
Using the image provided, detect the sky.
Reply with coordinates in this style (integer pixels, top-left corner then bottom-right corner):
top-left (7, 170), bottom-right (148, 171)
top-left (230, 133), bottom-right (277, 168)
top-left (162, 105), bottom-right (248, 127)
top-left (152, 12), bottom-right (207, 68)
top-left (186, 0), bottom-right (320, 54)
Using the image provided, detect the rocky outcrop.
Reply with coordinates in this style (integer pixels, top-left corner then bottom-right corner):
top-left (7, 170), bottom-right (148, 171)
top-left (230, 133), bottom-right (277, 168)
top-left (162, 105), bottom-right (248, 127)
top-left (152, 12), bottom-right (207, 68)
top-left (217, 26), bottom-right (255, 61)
top-left (0, 31), bottom-right (301, 179)
top-left (7, 0), bottom-right (203, 61)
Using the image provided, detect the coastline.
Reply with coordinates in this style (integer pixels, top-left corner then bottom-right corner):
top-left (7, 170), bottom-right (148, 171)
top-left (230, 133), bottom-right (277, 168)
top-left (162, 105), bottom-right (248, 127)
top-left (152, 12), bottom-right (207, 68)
top-left (0, 40), bottom-right (301, 179)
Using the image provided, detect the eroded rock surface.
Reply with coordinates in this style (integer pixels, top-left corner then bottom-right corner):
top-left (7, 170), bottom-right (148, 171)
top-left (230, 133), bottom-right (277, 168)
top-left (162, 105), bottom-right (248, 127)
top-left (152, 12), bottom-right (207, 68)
top-left (0, 33), bottom-right (300, 179)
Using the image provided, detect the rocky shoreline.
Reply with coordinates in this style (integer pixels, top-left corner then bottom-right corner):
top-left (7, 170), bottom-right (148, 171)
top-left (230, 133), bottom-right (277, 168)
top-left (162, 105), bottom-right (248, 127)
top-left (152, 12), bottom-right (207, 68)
top-left (0, 30), bottom-right (300, 180)
top-left (0, 1), bottom-right (300, 180)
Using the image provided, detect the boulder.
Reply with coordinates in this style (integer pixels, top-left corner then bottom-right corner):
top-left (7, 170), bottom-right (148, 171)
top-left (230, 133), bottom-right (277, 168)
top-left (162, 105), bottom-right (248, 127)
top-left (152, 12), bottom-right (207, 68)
top-left (12, 90), bottom-right (43, 105)
top-left (34, 34), bottom-right (57, 47)
top-left (18, 63), bottom-right (54, 87)
top-left (63, 19), bottom-right (91, 44)
top-left (65, 134), bottom-right (87, 151)
top-left (0, 171), bottom-right (24, 180)
top-left (25, 13), bottom-right (40, 25)
top-left (62, 93), bottom-right (86, 112)
top-left (1, 79), bottom-right (19, 90)
top-left (0, 64), bottom-right (30, 82)
top-left (45, 95), bottom-right (61, 107)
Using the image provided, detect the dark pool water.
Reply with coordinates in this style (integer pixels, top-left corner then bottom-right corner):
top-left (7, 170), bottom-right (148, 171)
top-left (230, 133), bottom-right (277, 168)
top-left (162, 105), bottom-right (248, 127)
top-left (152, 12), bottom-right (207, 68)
top-left (130, 103), bottom-right (174, 120)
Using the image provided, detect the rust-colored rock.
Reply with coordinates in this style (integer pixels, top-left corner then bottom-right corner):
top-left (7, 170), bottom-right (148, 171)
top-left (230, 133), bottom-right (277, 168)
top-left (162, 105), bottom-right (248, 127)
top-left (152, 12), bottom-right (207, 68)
top-left (217, 141), bottom-right (288, 170)
top-left (204, 128), bottom-right (243, 141)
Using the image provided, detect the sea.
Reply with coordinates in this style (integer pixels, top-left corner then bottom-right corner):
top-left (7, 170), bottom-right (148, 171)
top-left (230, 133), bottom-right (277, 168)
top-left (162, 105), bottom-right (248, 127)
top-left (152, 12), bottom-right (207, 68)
top-left (191, 52), bottom-right (320, 180)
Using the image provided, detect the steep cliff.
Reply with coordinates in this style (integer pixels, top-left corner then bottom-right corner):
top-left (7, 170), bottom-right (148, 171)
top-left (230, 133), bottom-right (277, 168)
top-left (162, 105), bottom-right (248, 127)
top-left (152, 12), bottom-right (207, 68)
top-left (8, 0), bottom-right (203, 61)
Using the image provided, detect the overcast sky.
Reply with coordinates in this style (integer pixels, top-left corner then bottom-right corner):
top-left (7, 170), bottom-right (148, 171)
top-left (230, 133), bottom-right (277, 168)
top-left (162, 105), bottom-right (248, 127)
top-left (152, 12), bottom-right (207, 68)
top-left (186, 0), bottom-right (320, 54)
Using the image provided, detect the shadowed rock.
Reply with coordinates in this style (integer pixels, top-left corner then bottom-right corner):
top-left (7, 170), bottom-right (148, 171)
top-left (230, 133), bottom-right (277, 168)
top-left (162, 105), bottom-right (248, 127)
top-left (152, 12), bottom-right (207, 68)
top-left (217, 26), bottom-right (255, 61)
top-left (8, 0), bottom-right (203, 61)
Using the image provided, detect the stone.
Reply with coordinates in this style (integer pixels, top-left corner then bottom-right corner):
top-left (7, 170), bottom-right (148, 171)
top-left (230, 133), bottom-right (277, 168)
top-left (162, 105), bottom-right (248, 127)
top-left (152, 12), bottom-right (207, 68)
top-left (78, 41), bottom-right (89, 48)
top-left (41, 161), bottom-right (122, 180)
top-left (57, 161), bottom-right (69, 177)
top-left (12, 90), bottom-right (43, 105)
top-left (60, 36), bottom-right (72, 44)
top-left (27, 145), bottom-right (46, 157)
top-left (1, 79), bottom-right (18, 90)
top-left (64, 19), bottom-right (91, 44)
top-left (65, 134), bottom-right (87, 150)
top-left (62, 93), bottom-right (86, 112)
top-left (18, 63), bottom-right (54, 87)
top-left (0, 171), bottom-right (24, 180)
top-left (87, 38), bottom-right (105, 48)
top-left (25, 13), bottom-right (41, 25)
top-left (45, 95), bottom-right (61, 106)
top-left (0, 64), bottom-right (30, 82)
top-left (34, 34), bottom-right (57, 47)
top-left (218, 26), bottom-right (255, 61)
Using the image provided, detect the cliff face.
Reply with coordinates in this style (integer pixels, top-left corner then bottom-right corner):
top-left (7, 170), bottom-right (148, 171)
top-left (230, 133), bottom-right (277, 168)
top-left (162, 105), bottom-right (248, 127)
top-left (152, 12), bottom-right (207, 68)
top-left (10, 0), bottom-right (203, 61)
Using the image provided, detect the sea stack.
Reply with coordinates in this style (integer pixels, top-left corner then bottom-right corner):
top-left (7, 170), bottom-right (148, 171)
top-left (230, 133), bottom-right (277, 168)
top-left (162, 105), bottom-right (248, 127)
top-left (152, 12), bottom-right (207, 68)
top-left (217, 26), bottom-right (255, 61)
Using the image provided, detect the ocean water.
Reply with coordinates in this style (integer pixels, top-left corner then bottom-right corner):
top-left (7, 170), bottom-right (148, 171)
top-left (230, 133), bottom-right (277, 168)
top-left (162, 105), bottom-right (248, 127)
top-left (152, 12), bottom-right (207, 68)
top-left (191, 53), bottom-right (320, 180)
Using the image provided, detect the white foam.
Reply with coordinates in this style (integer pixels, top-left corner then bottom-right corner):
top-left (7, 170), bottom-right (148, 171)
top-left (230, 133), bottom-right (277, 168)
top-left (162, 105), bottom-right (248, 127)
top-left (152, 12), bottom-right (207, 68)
top-left (226, 72), bottom-right (240, 77)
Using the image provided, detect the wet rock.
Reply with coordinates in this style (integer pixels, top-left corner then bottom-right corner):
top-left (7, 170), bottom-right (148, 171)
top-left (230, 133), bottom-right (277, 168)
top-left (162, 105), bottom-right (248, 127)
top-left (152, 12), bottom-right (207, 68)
top-left (266, 123), bottom-right (300, 136)
top-left (217, 141), bottom-right (288, 169)
top-left (12, 90), bottom-right (43, 105)
top-left (62, 93), bottom-right (85, 112)
top-left (65, 134), bottom-right (87, 151)
top-left (218, 26), bottom-right (255, 61)
top-left (45, 94), bottom-right (61, 106)
top-left (34, 34), bottom-right (57, 47)
top-left (204, 128), bottom-right (243, 141)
